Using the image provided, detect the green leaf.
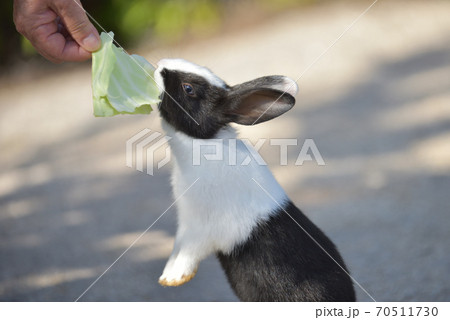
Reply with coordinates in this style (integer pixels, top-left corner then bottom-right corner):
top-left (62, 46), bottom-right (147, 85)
top-left (92, 32), bottom-right (160, 117)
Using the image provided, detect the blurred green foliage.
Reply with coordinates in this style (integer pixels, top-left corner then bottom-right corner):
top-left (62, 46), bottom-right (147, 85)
top-left (83, 0), bottom-right (226, 45)
top-left (0, 0), bottom-right (317, 67)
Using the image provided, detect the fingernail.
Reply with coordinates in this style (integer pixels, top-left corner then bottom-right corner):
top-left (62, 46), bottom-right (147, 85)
top-left (82, 34), bottom-right (101, 52)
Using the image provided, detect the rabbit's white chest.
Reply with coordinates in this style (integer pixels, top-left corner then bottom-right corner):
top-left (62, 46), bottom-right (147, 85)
top-left (165, 123), bottom-right (287, 253)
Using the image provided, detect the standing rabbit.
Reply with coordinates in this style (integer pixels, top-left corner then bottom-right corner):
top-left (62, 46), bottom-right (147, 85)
top-left (153, 59), bottom-right (356, 302)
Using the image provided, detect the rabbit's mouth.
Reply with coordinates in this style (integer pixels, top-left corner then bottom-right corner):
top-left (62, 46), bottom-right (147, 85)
top-left (156, 91), bottom-right (165, 111)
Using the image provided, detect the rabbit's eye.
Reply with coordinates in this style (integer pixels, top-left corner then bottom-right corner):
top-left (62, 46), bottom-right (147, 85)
top-left (182, 83), bottom-right (196, 97)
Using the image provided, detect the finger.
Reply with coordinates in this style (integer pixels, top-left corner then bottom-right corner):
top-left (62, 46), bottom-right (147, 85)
top-left (32, 20), bottom-right (91, 62)
top-left (51, 0), bottom-right (100, 52)
top-left (46, 33), bottom-right (92, 62)
top-left (61, 38), bottom-right (92, 61)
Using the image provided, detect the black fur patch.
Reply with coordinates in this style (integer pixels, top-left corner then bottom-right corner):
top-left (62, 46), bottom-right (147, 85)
top-left (158, 69), bottom-right (232, 139)
top-left (217, 201), bottom-right (356, 302)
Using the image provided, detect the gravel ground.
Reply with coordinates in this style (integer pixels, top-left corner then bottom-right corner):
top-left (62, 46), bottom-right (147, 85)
top-left (0, 0), bottom-right (449, 301)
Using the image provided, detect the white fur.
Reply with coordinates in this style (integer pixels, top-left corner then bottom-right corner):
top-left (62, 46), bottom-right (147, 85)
top-left (153, 65), bottom-right (165, 94)
top-left (155, 58), bottom-right (227, 89)
top-left (159, 121), bottom-right (288, 283)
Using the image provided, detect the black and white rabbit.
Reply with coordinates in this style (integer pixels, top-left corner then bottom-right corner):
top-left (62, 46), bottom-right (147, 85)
top-left (153, 58), bottom-right (356, 302)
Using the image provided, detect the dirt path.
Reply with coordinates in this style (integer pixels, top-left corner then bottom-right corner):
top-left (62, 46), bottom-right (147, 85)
top-left (1, 0), bottom-right (449, 301)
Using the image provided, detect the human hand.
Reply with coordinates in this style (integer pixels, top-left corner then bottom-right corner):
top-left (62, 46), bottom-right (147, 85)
top-left (13, 0), bottom-right (101, 63)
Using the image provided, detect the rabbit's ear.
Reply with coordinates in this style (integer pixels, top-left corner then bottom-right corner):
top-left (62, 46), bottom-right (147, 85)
top-left (225, 76), bottom-right (298, 125)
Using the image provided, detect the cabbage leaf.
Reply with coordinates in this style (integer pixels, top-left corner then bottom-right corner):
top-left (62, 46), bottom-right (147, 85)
top-left (92, 32), bottom-right (160, 117)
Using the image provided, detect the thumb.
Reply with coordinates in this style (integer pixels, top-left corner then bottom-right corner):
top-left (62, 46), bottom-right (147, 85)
top-left (52, 0), bottom-right (100, 52)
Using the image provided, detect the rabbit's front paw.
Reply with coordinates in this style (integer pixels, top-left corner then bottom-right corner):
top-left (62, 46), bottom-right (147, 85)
top-left (159, 257), bottom-right (198, 287)
top-left (159, 267), bottom-right (198, 286)
top-left (159, 270), bottom-right (197, 287)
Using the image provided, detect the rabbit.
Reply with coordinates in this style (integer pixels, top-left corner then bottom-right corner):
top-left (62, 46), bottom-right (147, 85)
top-left (153, 58), bottom-right (356, 302)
